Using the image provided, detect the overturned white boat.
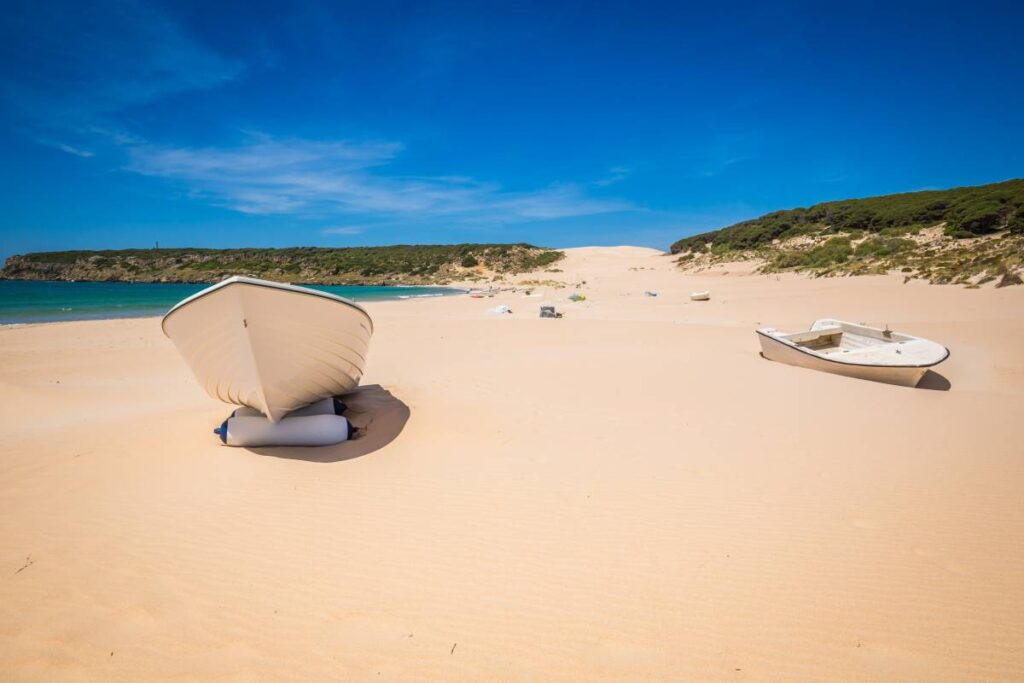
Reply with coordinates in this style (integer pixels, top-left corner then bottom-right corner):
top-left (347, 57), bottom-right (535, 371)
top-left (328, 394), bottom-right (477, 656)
top-left (756, 318), bottom-right (949, 387)
top-left (162, 276), bottom-right (373, 421)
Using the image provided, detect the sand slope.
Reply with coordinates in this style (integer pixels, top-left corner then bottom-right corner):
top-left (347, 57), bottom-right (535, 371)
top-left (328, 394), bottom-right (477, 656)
top-left (1, 247), bottom-right (1023, 681)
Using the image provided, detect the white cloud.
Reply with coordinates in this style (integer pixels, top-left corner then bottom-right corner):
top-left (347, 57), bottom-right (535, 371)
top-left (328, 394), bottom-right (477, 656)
top-left (125, 134), bottom-right (632, 222)
top-left (1, 3), bottom-right (636, 229)
top-left (322, 226), bottom-right (366, 235)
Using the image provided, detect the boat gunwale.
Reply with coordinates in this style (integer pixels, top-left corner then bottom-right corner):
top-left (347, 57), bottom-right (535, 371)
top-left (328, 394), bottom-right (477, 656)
top-left (160, 276), bottom-right (374, 336)
top-left (755, 328), bottom-right (950, 369)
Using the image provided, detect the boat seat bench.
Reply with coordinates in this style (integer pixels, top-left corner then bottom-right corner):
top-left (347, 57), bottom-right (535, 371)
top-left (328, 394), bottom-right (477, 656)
top-left (784, 326), bottom-right (844, 345)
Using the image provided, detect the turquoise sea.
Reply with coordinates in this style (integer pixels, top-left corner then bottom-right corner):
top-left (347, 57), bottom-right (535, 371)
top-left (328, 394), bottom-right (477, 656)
top-left (0, 280), bottom-right (463, 324)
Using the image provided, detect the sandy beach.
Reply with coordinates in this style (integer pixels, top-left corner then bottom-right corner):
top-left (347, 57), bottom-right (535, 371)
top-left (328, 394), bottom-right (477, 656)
top-left (1, 246), bottom-right (1022, 681)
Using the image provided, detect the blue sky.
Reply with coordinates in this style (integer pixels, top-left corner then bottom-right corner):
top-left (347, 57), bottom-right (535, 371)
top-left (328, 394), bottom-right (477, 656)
top-left (1, 0), bottom-right (1022, 260)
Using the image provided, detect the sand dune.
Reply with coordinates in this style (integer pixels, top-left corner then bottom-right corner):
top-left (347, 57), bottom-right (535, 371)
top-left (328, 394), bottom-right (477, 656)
top-left (1, 247), bottom-right (1023, 681)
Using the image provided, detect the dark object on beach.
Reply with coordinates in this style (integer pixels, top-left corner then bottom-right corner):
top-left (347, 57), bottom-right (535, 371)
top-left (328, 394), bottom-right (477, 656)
top-left (540, 305), bottom-right (562, 318)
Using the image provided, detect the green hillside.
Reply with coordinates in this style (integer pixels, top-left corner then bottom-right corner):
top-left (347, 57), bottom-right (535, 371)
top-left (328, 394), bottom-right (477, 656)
top-left (0, 244), bottom-right (565, 285)
top-left (671, 179), bottom-right (1024, 286)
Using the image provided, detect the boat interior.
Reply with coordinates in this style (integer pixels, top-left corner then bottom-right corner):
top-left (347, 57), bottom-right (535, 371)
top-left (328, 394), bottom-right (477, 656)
top-left (762, 319), bottom-right (946, 368)
top-left (780, 325), bottom-right (902, 358)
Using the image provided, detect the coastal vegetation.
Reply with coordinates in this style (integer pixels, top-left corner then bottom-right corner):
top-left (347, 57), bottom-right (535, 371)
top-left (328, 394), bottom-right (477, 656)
top-left (671, 179), bottom-right (1024, 286)
top-left (0, 244), bottom-right (565, 285)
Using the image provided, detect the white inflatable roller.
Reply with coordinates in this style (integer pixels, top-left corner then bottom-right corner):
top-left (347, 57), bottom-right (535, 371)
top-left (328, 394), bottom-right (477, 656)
top-left (231, 397), bottom-right (347, 419)
top-left (214, 414), bottom-right (354, 447)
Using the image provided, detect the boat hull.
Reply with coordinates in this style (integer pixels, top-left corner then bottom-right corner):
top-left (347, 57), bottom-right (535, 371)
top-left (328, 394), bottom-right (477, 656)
top-left (757, 332), bottom-right (930, 386)
top-left (162, 277), bottom-right (373, 421)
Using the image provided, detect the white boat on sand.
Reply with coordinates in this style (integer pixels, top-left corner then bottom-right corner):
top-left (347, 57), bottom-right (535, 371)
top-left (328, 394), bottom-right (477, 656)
top-left (162, 276), bottom-right (373, 421)
top-left (690, 291), bottom-right (710, 301)
top-left (756, 318), bottom-right (949, 387)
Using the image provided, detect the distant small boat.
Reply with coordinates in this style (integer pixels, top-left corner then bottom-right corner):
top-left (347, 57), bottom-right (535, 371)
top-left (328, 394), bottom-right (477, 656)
top-left (757, 319), bottom-right (949, 387)
top-left (690, 291), bottom-right (710, 301)
top-left (162, 276), bottom-right (373, 421)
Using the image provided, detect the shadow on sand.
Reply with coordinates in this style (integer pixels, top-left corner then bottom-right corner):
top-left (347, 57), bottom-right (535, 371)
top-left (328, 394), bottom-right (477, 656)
top-left (916, 370), bottom-right (952, 391)
top-left (246, 384), bottom-right (410, 463)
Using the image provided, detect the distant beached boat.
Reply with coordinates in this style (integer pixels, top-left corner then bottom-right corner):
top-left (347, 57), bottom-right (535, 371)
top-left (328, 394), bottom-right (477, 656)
top-left (756, 319), bottom-right (949, 387)
top-left (162, 276), bottom-right (373, 421)
top-left (690, 291), bottom-right (710, 301)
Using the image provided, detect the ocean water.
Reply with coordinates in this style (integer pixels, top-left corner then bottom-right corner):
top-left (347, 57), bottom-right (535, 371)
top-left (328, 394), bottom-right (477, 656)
top-left (0, 280), bottom-right (463, 324)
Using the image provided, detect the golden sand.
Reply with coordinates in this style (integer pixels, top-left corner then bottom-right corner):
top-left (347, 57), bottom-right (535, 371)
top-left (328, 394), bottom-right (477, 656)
top-left (2, 247), bottom-right (1022, 681)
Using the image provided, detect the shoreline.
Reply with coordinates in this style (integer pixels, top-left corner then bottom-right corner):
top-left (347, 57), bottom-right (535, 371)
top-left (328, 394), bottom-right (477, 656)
top-left (0, 281), bottom-right (468, 326)
top-left (0, 277), bottom-right (473, 287)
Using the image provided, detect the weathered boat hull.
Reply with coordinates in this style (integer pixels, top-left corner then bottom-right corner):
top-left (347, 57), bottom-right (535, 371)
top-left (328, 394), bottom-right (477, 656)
top-left (162, 277), bottom-right (373, 421)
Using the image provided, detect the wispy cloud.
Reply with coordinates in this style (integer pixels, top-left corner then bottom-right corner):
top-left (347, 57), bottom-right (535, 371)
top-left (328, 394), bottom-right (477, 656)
top-left (2, 1), bottom-right (635, 234)
top-left (125, 134), bottom-right (632, 222)
top-left (37, 139), bottom-right (95, 158)
top-left (322, 225), bottom-right (366, 235)
top-left (594, 166), bottom-right (631, 187)
top-left (699, 157), bottom-right (745, 177)
top-left (692, 134), bottom-right (754, 178)
top-left (1, 0), bottom-right (241, 133)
